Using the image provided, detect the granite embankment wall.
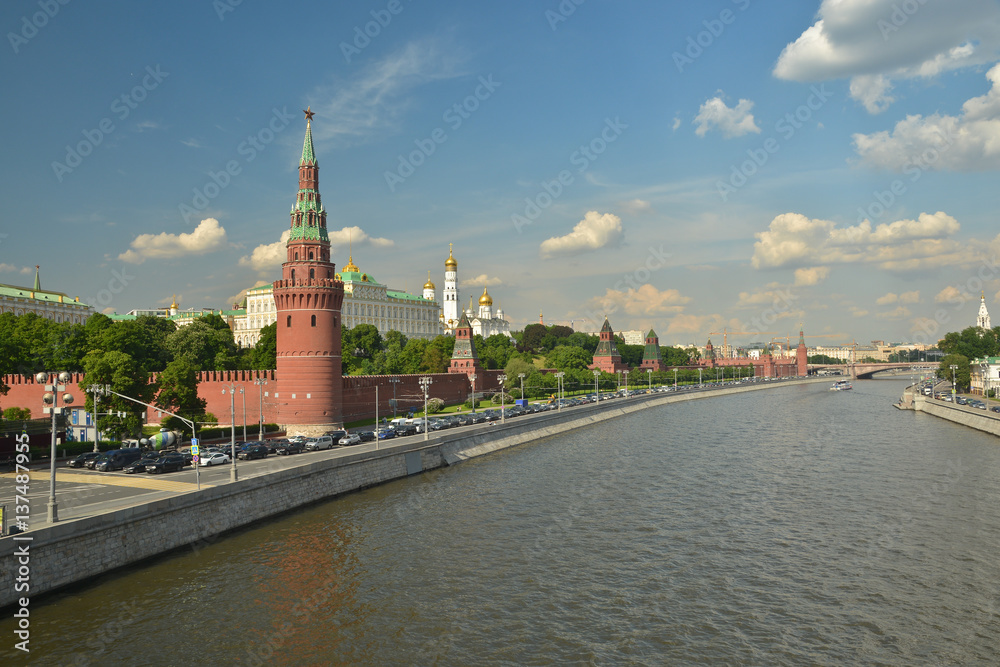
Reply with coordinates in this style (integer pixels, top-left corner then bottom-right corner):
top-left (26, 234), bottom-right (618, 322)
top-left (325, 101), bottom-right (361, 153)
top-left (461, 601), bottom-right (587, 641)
top-left (911, 393), bottom-right (1000, 437)
top-left (0, 377), bottom-right (827, 608)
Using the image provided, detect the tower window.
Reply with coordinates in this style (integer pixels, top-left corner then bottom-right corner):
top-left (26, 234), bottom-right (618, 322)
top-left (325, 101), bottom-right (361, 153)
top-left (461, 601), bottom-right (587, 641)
top-left (291, 269), bottom-right (296, 283)
top-left (309, 251), bottom-right (314, 260)
top-left (287, 315), bottom-right (292, 327)
top-left (310, 268), bottom-right (315, 280)
top-left (311, 315), bottom-right (316, 327)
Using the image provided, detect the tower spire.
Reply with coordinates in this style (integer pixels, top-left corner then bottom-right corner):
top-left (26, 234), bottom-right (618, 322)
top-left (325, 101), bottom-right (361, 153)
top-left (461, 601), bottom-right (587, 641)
top-left (301, 107), bottom-right (316, 166)
top-left (33, 265), bottom-right (40, 291)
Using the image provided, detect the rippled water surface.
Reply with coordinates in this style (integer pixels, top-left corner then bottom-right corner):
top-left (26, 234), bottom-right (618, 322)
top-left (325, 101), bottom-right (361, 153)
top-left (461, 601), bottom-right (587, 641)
top-left (5, 379), bottom-right (1000, 665)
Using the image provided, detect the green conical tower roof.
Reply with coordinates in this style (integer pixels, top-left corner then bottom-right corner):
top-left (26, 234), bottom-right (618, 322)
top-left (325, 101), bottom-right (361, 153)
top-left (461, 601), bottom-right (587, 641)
top-left (300, 107), bottom-right (316, 166)
top-left (32, 265), bottom-right (40, 291)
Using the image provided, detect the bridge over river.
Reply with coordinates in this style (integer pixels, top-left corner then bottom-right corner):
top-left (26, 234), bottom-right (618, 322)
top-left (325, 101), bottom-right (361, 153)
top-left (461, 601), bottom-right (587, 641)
top-left (809, 362), bottom-right (938, 379)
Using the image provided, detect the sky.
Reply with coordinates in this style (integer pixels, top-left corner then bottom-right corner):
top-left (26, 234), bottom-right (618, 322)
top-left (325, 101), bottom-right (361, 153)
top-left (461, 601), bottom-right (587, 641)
top-left (4, 0), bottom-right (1000, 350)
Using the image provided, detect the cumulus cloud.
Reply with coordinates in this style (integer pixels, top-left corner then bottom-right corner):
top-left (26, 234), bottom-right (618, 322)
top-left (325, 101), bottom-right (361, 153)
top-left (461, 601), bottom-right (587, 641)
top-left (672, 116), bottom-right (682, 131)
top-left (119, 218), bottom-right (228, 264)
top-left (589, 284), bottom-right (690, 317)
top-left (460, 274), bottom-right (503, 288)
top-left (854, 64), bottom-right (1000, 170)
top-left (935, 285), bottom-right (964, 303)
top-left (540, 211), bottom-right (623, 259)
top-left (751, 211), bottom-right (967, 271)
top-left (876, 291), bottom-right (920, 306)
top-left (773, 0), bottom-right (1000, 113)
top-left (238, 230), bottom-right (290, 274)
top-left (328, 225), bottom-right (394, 248)
top-left (876, 305), bottom-right (913, 319)
top-left (794, 266), bottom-right (830, 286)
top-left (665, 313), bottom-right (728, 336)
top-left (849, 74), bottom-right (895, 114)
top-left (694, 95), bottom-right (760, 138)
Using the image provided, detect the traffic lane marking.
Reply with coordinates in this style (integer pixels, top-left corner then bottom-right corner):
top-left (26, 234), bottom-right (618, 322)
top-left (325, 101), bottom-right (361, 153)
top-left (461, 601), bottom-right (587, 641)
top-left (0, 469), bottom-right (212, 492)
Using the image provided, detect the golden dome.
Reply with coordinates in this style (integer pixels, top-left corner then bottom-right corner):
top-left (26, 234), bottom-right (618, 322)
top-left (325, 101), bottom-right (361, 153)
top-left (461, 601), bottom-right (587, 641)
top-left (445, 243), bottom-right (457, 270)
top-left (424, 271), bottom-right (436, 290)
top-left (170, 294), bottom-right (178, 309)
top-left (479, 286), bottom-right (493, 306)
top-left (343, 255), bottom-right (360, 273)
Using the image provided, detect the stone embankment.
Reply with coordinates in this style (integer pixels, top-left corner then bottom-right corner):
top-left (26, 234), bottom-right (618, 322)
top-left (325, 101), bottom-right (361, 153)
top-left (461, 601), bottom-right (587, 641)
top-left (0, 377), bottom-right (827, 608)
top-left (907, 393), bottom-right (1000, 438)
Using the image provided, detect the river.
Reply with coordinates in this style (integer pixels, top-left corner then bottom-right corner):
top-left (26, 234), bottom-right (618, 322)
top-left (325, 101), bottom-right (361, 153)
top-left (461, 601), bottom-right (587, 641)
top-left (4, 378), bottom-right (1000, 665)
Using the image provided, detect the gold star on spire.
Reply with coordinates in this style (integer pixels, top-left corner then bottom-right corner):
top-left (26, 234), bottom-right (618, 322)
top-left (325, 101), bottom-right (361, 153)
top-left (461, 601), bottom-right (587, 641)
top-left (303, 106), bottom-right (315, 121)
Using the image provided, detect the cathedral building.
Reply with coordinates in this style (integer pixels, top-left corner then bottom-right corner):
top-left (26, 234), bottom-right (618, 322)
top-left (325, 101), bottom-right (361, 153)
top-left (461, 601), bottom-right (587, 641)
top-left (440, 244), bottom-right (511, 338)
top-left (977, 292), bottom-right (992, 330)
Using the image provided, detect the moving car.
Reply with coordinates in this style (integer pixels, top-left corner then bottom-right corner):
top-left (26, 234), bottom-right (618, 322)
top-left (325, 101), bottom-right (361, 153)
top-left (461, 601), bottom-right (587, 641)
top-left (237, 444), bottom-right (269, 460)
top-left (339, 433), bottom-right (361, 446)
top-left (94, 448), bottom-right (144, 472)
top-left (124, 457), bottom-right (158, 474)
top-left (200, 452), bottom-right (231, 466)
top-left (146, 454), bottom-right (187, 474)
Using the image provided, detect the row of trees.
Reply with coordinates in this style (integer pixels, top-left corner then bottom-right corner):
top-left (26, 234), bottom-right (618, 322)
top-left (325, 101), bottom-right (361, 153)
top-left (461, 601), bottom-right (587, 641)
top-left (0, 313), bottom-right (703, 434)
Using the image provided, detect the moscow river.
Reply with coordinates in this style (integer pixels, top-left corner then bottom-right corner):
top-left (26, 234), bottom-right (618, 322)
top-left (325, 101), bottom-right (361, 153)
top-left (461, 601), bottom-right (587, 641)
top-left (4, 378), bottom-right (1000, 665)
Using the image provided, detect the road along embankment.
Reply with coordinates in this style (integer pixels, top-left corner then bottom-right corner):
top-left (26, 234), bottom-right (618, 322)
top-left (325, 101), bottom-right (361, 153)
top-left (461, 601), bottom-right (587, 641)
top-left (910, 393), bottom-right (1000, 438)
top-left (0, 377), bottom-right (827, 608)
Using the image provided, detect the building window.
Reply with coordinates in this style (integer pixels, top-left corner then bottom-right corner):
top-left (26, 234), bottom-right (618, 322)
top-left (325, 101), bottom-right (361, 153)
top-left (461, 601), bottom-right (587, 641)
top-left (287, 315), bottom-right (292, 327)
top-left (291, 269), bottom-right (296, 283)
top-left (310, 268), bottom-right (315, 280)
top-left (311, 315), bottom-right (316, 327)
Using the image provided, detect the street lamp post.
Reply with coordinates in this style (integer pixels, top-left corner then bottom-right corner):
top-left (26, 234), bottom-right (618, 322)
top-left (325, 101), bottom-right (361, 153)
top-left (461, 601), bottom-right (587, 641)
top-left (646, 368), bottom-right (652, 392)
top-left (89, 383), bottom-right (109, 453)
top-left (554, 372), bottom-right (565, 410)
top-left (469, 374), bottom-right (477, 413)
top-left (389, 377), bottom-right (401, 418)
top-left (673, 368), bottom-right (677, 390)
top-left (623, 370), bottom-right (629, 397)
top-left (497, 374), bottom-right (507, 424)
top-left (38, 371), bottom-right (73, 523)
top-left (222, 385), bottom-right (239, 483)
top-left (253, 377), bottom-right (267, 441)
top-left (518, 373), bottom-right (526, 402)
top-left (418, 377), bottom-right (432, 440)
top-left (950, 364), bottom-right (958, 401)
top-left (698, 368), bottom-right (703, 387)
top-left (593, 369), bottom-right (600, 401)
top-left (240, 386), bottom-right (246, 442)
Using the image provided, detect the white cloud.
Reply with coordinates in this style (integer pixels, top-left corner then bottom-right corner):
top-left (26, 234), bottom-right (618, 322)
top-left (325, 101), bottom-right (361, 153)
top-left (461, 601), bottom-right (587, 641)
top-left (461, 274), bottom-right (503, 288)
top-left (773, 0), bottom-right (1000, 113)
top-left (849, 74), bottom-right (895, 114)
top-left (540, 211), bottom-right (623, 259)
top-left (752, 211), bottom-right (966, 271)
top-left (589, 284), bottom-right (690, 317)
top-left (694, 95), bottom-right (760, 138)
top-left (238, 230), bottom-right (290, 274)
top-left (328, 226), bottom-right (394, 249)
top-left (794, 266), bottom-right (830, 286)
top-left (309, 39), bottom-right (465, 145)
top-left (876, 291), bottom-right (920, 306)
top-left (854, 64), bottom-right (1000, 170)
top-left (0, 264), bottom-right (34, 276)
top-left (672, 116), bottom-right (682, 131)
top-left (665, 313), bottom-right (727, 336)
top-left (935, 285), bottom-right (964, 303)
top-left (877, 305), bottom-right (912, 319)
top-left (620, 199), bottom-right (652, 215)
top-left (119, 218), bottom-right (228, 264)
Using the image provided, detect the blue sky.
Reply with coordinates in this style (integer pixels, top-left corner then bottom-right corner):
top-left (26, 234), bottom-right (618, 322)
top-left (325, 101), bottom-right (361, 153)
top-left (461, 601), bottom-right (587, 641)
top-left (4, 0), bottom-right (1000, 349)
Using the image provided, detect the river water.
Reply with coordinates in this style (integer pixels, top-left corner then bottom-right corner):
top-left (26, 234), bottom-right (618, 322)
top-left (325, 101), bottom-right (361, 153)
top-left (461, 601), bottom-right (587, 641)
top-left (4, 379), bottom-right (1000, 665)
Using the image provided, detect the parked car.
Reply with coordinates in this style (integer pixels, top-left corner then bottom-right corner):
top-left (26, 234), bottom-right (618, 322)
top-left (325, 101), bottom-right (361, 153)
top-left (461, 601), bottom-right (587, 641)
top-left (124, 457), bottom-right (158, 474)
top-left (146, 454), bottom-right (187, 474)
top-left (237, 444), bottom-right (269, 460)
top-left (358, 430), bottom-right (376, 442)
top-left (275, 441), bottom-right (303, 455)
top-left (68, 452), bottom-right (102, 468)
top-left (324, 430), bottom-right (347, 442)
top-left (339, 433), bottom-right (361, 446)
top-left (377, 427), bottom-right (396, 440)
top-left (305, 436), bottom-right (334, 451)
top-left (200, 452), bottom-right (231, 466)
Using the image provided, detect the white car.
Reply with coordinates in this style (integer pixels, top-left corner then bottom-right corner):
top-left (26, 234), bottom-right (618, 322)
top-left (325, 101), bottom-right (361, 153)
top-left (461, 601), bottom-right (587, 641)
top-left (199, 452), bottom-right (231, 466)
top-left (304, 436), bottom-right (334, 451)
top-left (339, 433), bottom-right (361, 446)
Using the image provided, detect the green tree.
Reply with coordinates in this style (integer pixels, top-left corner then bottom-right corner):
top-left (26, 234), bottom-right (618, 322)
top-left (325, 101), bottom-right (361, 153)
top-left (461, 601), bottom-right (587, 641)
top-left (546, 346), bottom-right (592, 371)
top-left (618, 343), bottom-right (644, 368)
top-left (939, 354), bottom-right (971, 389)
top-left (939, 326), bottom-right (999, 360)
top-left (520, 323), bottom-right (547, 352)
top-left (165, 318), bottom-right (239, 371)
top-left (249, 322), bottom-right (277, 370)
top-left (155, 357), bottom-right (207, 427)
top-left (80, 350), bottom-right (157, 439)
top-left (2, 407), bottom-right (32, 421)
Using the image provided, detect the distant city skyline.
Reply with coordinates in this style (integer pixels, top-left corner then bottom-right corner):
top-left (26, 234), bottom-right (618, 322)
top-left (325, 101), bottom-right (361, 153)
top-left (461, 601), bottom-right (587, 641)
top-left (4, 1), bottom-right (1000, 348)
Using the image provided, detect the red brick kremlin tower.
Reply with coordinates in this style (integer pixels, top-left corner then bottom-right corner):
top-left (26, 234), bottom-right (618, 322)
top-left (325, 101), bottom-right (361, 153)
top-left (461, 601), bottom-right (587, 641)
top-left (639, 328), bottom-right (666, 372)
top-left (272, 108), bottom-right (345, 435)
top-left (590, 317), bottom-right (630, 373)
top-left (449, 312), bottom-right (485, 391)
